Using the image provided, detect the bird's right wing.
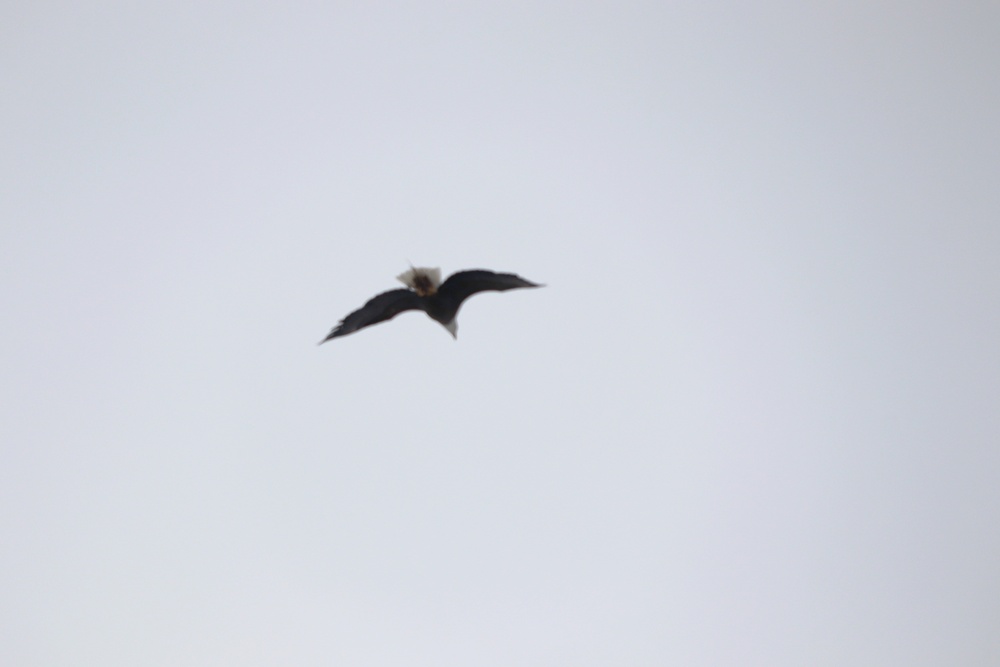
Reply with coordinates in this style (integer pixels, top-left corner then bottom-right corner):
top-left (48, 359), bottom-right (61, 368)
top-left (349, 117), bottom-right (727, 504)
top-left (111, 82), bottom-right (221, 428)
top-left (319, 289), bottom-right (425, 343)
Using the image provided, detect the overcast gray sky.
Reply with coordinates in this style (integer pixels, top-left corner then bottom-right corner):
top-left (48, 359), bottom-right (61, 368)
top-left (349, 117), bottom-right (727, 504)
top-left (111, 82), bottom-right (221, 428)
top-left (2, 2), bottom-right (998, 665)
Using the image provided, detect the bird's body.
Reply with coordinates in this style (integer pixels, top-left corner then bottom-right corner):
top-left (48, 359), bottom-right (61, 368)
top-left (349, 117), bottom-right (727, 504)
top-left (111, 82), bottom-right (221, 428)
top-left (320, 267), bottom-right (542, 343)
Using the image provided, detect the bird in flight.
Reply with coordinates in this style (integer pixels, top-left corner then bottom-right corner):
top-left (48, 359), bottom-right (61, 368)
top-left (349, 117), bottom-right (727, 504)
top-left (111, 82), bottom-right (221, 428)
top-left (319, 266), bottom-right (542, 343)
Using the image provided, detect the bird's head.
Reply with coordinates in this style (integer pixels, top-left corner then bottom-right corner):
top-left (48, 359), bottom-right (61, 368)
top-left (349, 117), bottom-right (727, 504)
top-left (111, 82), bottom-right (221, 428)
top-left (396, 266), bottom-right (441, 296)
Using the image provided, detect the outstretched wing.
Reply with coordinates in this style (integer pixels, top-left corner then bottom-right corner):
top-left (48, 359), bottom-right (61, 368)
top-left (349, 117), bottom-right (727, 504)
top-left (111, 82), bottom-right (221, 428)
top-left (319, 289), bottom-right (426, 343)
top-left (436, 269), bottom-right (542, 306)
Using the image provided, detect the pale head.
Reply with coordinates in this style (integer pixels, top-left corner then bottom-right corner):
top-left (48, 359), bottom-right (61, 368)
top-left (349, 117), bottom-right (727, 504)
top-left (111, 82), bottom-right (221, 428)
top-left (396, 266), bottom-right (442, 296)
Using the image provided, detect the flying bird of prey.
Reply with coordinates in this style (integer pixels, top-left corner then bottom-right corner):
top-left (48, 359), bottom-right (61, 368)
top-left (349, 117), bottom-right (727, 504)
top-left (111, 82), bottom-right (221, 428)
top-left (319, 267), bottom-right (542, 343)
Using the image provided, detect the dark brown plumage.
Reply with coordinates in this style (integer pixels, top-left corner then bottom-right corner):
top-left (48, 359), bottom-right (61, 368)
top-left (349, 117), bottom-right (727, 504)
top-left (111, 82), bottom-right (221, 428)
top-left (320, 267), bottom-right (542, 343)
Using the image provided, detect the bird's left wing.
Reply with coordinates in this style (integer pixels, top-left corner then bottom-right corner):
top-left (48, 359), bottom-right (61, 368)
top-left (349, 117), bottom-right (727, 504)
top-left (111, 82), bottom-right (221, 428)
top-left (436, 269), bottom-right (542, 305)
top-left (319, 289), bottom-right (425, 343)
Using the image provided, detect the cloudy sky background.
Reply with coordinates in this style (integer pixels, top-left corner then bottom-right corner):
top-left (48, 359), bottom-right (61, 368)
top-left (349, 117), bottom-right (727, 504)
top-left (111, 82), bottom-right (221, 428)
top-left (2, 2), bottom-right (998, 665)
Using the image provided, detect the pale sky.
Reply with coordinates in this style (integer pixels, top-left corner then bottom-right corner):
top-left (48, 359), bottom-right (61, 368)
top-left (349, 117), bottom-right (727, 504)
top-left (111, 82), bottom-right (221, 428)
top-left (2, 2), bottom-right (998, 665)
